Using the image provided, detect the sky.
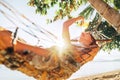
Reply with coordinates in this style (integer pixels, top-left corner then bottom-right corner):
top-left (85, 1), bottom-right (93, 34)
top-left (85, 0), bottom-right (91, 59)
top-left (0, 0), bottom-right (120, 80)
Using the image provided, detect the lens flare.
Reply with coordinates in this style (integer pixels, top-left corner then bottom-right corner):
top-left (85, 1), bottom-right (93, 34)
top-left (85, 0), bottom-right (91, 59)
top-left (55, 38), bottom-right (66, 55)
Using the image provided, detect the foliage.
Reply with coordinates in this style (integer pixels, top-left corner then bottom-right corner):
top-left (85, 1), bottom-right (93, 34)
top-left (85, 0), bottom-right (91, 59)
top-left (103, 35), bottom-right (120, 52)
top-left (28, 0), bottom-right (119, 23)
top-left (97, 21), bottom-right (117, 38)
top-left (85, 13), bottom-right (120, 52)
top-left (96, 21), bottom-right (120, 52)
top-left (79, 5), bottom-right (94, 19)
top-left (85, 13), bottom-right (101, 32)
top-left (28, 0), bottom-right (88, 23)
top-left (114, 0), bottom-right (120, 9)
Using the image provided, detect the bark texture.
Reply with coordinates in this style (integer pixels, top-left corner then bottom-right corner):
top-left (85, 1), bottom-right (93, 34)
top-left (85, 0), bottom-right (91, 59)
top-left (88, 0), bottom-right (120, 33)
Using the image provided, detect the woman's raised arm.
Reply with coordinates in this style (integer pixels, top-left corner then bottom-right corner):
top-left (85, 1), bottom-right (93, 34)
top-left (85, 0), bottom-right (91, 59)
top-left (62, 16), bottom-right (84, 45)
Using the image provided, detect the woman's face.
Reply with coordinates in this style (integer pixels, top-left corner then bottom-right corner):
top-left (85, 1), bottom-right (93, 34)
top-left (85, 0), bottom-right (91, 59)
top-left (79, 32), bottom-right (93, 46)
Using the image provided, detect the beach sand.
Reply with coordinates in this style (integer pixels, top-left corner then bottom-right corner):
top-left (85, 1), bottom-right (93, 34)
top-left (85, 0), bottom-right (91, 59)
top-left (75, 69), bottom-right (120, 80)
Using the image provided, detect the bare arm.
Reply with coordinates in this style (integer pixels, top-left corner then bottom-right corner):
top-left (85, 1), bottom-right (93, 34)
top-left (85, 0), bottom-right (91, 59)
top-left (62, 16), bottom-right (84, 45)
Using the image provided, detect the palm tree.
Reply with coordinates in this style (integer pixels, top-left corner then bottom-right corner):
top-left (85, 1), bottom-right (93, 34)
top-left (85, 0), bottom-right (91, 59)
top-left (88, 0), bottom-right (120, 32)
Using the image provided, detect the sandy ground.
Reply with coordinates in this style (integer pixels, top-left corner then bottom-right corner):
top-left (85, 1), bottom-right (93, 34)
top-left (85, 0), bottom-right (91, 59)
top-left (74, 69), bottom-right (120, 80)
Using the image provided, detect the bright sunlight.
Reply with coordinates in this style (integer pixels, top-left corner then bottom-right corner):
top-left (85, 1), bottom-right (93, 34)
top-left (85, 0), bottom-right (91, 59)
top-left (55, 38), bottom-right (66, 55)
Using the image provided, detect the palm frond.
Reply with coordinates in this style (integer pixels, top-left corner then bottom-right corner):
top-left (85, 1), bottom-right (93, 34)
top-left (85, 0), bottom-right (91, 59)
top-left (79, 6), bottom-right (94, 19)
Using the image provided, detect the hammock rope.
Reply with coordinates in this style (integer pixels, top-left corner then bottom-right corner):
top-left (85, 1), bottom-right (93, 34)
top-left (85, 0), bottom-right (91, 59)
top-left (0, 0), bottom-right (57, 46)
top-left (0, 9), bottom-right (43, 40)
top-left (0, 9), bottom-right (43, 43)
top-left (6, 0), bottom-right (57, 40)
top-left (0, 11), bottom-right (54, 47)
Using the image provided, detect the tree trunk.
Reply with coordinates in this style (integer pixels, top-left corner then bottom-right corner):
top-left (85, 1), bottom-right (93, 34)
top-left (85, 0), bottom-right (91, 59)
top-left (88, 0), bottom-right (120, 33)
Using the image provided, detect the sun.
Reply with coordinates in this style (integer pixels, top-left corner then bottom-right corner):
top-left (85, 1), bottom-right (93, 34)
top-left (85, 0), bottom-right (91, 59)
top-left (56, 38), bottom-right (65, 48)
top-left (55, 38), bottom-right (66, 55)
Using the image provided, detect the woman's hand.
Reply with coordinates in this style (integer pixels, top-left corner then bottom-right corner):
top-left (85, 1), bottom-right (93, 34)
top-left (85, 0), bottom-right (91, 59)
top-left (76, 16), bottom-right (84, 26)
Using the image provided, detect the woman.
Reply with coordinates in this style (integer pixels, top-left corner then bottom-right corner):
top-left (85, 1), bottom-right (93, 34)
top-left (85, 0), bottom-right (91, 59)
top-left (62, 16), bottom-right (99, 64)
top-left (0, 17), bottom-right (99, 79)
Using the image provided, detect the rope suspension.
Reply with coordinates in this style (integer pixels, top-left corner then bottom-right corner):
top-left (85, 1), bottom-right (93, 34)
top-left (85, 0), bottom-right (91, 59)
top-left (0, 0), bottom-right (58, 47)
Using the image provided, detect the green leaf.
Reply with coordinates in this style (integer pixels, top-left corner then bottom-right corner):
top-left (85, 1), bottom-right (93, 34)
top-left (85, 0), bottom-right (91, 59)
top-left (79, 6), bottom-right (94, 19)
top-left (114, 0), bottom-right (120, 9)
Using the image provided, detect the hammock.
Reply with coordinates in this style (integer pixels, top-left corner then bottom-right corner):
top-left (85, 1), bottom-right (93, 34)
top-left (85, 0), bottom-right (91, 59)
top-left (0, 27), bottom-right (99, 80)
top-left (0, 1), bottom-right (99, 80)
